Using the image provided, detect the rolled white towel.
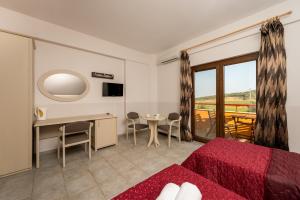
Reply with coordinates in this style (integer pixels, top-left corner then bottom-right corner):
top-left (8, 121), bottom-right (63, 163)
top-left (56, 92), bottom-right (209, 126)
top-left (156, 183), bottom-right (180, 200)
top-left (175, 182), bottom-right (202, 200)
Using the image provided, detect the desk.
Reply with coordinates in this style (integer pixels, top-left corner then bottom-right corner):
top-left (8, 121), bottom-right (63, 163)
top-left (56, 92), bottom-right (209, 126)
top-left (33, 114), bottom-right (116, 168)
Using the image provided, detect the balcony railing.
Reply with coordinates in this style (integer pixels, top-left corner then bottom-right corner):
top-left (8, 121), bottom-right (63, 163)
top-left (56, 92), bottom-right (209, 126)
top-left (195, 102), bottom-right (256, 113)
top-left (194, 102), bottom-right (256, 141)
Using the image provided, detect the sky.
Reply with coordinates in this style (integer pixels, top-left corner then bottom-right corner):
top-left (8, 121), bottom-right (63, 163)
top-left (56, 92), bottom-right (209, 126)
top-left (195, 61), bottom-right (256, 98)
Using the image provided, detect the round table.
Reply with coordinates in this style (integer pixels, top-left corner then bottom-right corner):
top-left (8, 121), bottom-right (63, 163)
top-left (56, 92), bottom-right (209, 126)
top-left (143, 115), bottom-right (165, 147)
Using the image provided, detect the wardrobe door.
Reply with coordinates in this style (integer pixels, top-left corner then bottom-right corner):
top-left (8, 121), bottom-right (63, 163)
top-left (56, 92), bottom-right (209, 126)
top-left (0, 32), bottom-right (33, 176)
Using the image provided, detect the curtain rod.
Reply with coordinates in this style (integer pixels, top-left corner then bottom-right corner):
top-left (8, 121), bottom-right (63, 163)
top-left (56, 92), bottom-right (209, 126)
top-left (182, 10), bottom-right (292, 52)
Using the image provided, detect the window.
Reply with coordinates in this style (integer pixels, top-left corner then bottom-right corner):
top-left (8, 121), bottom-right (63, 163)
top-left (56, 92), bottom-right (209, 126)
top-left (191, 52), bottom-right (258, 143)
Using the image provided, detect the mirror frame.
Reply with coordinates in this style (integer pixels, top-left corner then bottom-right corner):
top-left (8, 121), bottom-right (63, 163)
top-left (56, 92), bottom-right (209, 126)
top-left (37, 69), bottom-right (90, 102)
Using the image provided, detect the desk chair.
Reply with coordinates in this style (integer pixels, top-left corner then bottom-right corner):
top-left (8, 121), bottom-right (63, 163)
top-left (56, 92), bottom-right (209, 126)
top-left (58, 121), bottom-right (93, 168)
top-left (158, 113), bottom-right (181, 147)
top-left (126, 112), bottom-right (148, 145)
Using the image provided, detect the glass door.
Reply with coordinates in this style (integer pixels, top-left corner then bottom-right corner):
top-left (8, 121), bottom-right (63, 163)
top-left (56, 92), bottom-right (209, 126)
top-left (223, 60), bottom-right (257, 142)
top-left (192, 68), bottom-right (218, 142)
top-left (191, 52), bottom-right (258, 143)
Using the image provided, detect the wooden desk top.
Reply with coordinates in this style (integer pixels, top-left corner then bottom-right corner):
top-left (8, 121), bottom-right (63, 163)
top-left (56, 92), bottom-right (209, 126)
top-left (34, 113), bottom-right (116, 127)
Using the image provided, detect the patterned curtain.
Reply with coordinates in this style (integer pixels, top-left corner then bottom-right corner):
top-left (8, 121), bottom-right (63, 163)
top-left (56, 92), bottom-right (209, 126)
top-left (255, 18), bottom-right (289, 151)
top-left (180, 51), bottom-right (193, 141)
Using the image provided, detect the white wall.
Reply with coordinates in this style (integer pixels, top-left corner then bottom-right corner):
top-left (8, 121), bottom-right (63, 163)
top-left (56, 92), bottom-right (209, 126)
top-left (35, 41), bottom-right (157, 152)
top-left (157, 61), bottom-right (181, 116)
top-left (0, 6), bottom-right (157, 152)
top-left (125, 60), bottom-right (157, 115)
top-left (35, 41), bottom-right (125, 151)
top-left (35, 40), bottom-right (125, 132)
top-left (157, 0), bottom-right (300, 153)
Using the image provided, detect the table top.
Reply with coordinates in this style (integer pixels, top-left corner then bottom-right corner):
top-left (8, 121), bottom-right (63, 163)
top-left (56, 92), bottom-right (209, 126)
top-left (142, 115), bottom-right (166, 121)
top-left (34, 113), bottom-right (116, 127)
top-left (231, 114), bottom-right (256, 120)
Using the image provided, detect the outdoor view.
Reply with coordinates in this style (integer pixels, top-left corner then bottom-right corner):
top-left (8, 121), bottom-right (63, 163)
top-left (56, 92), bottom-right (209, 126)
top-left (194, 69), bottom-right (217, 140)
top-left (194, 61), bottom-right (256, 141)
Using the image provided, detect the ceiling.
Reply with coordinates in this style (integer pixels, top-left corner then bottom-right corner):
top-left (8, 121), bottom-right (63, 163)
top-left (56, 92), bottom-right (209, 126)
top-left (0, 0), bottom-right (285, 53)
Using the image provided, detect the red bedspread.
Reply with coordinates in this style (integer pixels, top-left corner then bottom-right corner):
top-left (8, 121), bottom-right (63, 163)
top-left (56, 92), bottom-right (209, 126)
top-left (182, 138), bottom-right (271, 200)
top-left (113, 164), bottom-right (245, 200)
top-left (265, 148), bottom-right (300, 200)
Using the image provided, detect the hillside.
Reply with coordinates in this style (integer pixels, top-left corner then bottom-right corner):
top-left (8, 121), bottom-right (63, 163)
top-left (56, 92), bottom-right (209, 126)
top-left (196, 89), bottom-right (256, 102)
top-left (195, 89), bottom-right (256, 113)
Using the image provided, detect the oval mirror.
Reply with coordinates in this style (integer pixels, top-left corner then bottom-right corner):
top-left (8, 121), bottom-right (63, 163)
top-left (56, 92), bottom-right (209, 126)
top-left (38, 70), bottom-right (89, 102)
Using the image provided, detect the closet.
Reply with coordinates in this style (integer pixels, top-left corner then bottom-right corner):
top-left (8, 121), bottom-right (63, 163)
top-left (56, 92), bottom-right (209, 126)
top-left (0, 31), bottom-right (33, 176)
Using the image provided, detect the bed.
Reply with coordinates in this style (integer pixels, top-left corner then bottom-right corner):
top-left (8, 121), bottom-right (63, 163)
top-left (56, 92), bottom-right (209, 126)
top-left (181, 138), bottom-right (300, 200)
top-left (113, 164), bottom-right (245, 200)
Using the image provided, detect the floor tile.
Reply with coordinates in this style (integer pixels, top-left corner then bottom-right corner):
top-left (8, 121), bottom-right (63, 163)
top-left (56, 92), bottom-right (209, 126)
top-left (69, 186), bottom-right (105, 200)
top-left (120, 167), bottom-right (148, 186)
top-left (91, 166), bottom-right (119, 184)
top-left (97, 146), bottom-right (119, 159)
top-left (110, 159), bottom-right (135, 174)
top-left (0, 134), bottom-right (202, 200)
top-left (65, 173), bottom-right (97, 196)
top-left (88, 158), bottom-right (110, 172)
top-left (39, 152), bottom-right (59, 169)
top-left (33, 172), bottom-right (66, 200)
top-left (0, 171), bottom-right (33, 200)
top-left (99, 175), bottom-right (128, 199)
top-left (63, 167), bottom-right (90, 182)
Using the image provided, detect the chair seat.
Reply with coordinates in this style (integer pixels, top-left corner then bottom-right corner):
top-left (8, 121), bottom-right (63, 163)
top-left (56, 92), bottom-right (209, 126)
top-left (128, 123), bottom-right (148, 130)
top-left (158, 125), bottom-right (178, 132)
top-left (60, 133), bottom-right (89, 146)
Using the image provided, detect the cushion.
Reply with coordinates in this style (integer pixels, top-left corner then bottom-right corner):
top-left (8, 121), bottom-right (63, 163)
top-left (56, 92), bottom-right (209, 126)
top-left (127, 112), bottom-right (139, 119)
top-left (128, 123), bottom-right (148, 130)
top-left (168, 113), bottom-right (180, 120)
top-left (60, 133), bottom-right (89, 145)
top-left (158, 124), bottom-right (178, 132)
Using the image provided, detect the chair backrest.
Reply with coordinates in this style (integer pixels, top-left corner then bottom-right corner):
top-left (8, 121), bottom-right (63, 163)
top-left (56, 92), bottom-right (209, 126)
top-left (127, 112), bottom-right (139, 120)
top-left (208, 110), bottom-right (216, 122)
top-left (168, 113), bottom-right (180, 121)
top-left (64, 121), bottom-right (91, 135)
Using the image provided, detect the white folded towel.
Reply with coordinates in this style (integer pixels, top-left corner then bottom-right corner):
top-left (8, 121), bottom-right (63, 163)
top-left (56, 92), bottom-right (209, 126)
top-left (175, 182), bottom-right (202, 200)
top-left (156, 183), bottom-right (180, 200)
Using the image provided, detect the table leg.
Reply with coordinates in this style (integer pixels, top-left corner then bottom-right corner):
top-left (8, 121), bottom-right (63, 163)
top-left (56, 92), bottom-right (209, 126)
top-left (251, 119), bottom-right (255, 142)
top-left (234, 117), bottom-right (238, 132)
top-left (147, 121), bottom-right (154, 147)
top-left (154, 123), bottom-right (160, 147)
top-left (35, 126), bottom-right (40, 169)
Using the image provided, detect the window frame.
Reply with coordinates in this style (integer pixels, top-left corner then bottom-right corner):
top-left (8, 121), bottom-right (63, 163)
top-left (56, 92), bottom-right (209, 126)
top-left (191, 52), bottom-right (259, 143)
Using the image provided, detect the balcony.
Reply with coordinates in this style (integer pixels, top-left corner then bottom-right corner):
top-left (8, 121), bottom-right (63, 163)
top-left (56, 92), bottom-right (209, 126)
top-left (194, 102), bottom-right (256, 141)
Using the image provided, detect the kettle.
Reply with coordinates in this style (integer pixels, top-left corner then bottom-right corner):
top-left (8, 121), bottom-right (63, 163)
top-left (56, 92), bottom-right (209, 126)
top-left (34, 107), bottom-right (47, 120)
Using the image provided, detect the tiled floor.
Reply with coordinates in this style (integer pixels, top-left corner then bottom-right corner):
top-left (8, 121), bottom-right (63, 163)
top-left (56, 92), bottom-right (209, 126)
top-left (0, 132), bottom-right (202, 200)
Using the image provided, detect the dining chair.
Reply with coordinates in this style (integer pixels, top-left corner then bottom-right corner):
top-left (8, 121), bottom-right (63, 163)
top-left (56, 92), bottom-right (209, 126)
top-left (205, 110), bottom-right (216, 137)
top-left (57, 121), bottom-right (93, 168)
top-left (126, 112), bottom-right (148, 145)
top-left (224, 115), bottom-right (236, 138)
top-left (157, 113), bottom-right (182, 147)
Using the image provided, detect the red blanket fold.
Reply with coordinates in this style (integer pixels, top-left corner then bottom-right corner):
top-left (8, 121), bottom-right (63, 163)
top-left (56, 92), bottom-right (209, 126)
top-left (182, 138), bottom-right (271, 200)
top-left (113, 164), bottom-right (245, 200)
top-left (265, 148), bottom-right (300, 200)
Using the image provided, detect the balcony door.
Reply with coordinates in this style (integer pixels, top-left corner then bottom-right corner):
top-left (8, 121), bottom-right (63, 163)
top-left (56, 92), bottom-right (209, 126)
top-left (191, 52), bottom-right (258, 143)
